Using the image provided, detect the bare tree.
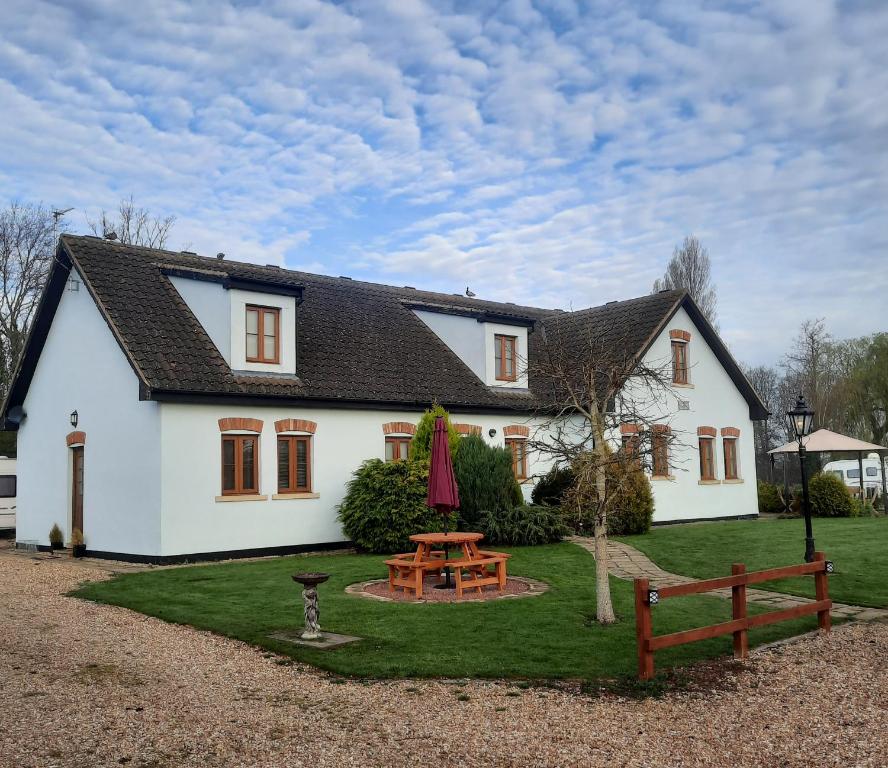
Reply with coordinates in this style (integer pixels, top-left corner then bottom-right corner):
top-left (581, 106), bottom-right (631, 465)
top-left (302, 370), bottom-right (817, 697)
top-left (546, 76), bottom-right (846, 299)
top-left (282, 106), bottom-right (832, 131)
top-left (0, 202), bottom-right (58, 400)
top-left (652, 235), bottom-right (718, 325)
top-left (527, 314), bottom-right (682, 624)
top-left (88, 196), bottom-right (175, 249)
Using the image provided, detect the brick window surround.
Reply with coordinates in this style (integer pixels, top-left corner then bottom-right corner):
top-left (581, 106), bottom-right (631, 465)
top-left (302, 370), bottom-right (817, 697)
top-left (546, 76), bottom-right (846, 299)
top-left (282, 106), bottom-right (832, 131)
top-left (66, 431), bottom-right (86, 446)
top-left (218, 417), bottom-right (263, 433)
top-left (721, 426), bottom-right (740, 438)
top-left (453, 423), bottom-right (482, 436)
top-left (697, 426), bottom-right (717, 437)
top-left (503, 424), bottom-right (530, 438)
top-left (275, 418), bottom-right (317, 434)
top-left (382, 421), bottom-right (416, 436)
top-left (669, 329), bottom-right (692, 342)
top-left (620, 424), bottom-right (639, 435)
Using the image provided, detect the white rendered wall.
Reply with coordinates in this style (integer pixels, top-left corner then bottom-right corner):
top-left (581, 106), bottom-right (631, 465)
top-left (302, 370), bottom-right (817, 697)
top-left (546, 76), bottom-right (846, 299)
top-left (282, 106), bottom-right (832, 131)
top-left (15, 271), bottom-right (162, 553)
top-left (413, 310), bottom-right (486, 380)
top-left (157, 404), bottom-right (548, 556)
top-left (629, 306), bottom-right (758, 522)
top-left (168, 276), bottom-right (231, 364)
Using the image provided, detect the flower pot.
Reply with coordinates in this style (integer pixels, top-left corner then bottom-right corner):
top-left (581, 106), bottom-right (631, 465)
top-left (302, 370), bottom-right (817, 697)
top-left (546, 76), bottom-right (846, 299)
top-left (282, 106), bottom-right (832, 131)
top-left (72, 544), bottom-right (86, 558)
top-left (49, 542), bottom-right (62, 551)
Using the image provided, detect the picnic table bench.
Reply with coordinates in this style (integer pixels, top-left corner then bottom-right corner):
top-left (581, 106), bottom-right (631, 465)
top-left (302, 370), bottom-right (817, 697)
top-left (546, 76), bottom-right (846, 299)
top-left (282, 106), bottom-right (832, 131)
top-left (385, 532), bottom-right (510, 599)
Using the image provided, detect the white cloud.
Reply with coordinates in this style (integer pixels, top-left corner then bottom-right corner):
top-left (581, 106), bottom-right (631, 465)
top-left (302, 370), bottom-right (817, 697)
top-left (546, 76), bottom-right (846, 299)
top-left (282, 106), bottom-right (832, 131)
top-left (0, 0), bottom-right (885, 366)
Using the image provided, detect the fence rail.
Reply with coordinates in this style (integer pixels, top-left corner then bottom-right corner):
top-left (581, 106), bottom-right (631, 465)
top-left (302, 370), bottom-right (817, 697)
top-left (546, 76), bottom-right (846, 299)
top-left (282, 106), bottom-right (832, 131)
top-left (634, 551), bottom-right (832, 680)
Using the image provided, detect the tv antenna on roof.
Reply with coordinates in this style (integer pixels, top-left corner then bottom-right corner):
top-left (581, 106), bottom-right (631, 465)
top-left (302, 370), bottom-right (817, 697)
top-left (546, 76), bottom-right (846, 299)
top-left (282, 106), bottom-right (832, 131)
top-left (51, 207), bottom-right (74, 242)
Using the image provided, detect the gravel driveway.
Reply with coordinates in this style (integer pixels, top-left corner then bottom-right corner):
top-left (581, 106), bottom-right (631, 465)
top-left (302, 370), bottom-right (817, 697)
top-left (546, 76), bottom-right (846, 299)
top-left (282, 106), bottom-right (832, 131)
top-left (1, 548), bottom-right (885, 768)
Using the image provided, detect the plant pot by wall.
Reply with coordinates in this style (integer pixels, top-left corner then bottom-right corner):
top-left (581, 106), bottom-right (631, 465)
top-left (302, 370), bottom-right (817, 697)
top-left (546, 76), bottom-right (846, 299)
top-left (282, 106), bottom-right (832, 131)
top-left (72, 544), bottom-right (86, 558)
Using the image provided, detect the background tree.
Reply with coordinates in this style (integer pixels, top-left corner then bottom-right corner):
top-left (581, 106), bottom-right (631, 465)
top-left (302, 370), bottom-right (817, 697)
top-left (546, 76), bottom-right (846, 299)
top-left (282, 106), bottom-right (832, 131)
top-left (0, 202), bottom-right (58, 402)
top-left (88, 195), bottom-right (175, 248)
top-left (651, 235), bottom-right (718, 325)
top-left (528, 315), bottom-right (680, 624)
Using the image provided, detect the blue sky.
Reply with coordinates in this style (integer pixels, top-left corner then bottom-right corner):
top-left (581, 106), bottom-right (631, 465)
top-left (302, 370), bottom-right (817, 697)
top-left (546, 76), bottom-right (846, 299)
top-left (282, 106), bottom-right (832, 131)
top-left (1, 0), bottom-right (886, 366)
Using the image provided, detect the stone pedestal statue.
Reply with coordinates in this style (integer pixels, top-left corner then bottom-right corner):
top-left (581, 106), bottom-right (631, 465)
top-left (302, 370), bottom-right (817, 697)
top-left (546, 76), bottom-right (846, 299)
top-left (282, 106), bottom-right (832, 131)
top-left (292, 573), bottom-right (330, 640)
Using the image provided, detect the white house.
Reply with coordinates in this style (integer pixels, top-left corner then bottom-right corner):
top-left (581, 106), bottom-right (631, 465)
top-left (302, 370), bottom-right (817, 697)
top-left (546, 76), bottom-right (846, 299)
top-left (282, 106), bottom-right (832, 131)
top-left (2, 236), bottom-right (767, 562)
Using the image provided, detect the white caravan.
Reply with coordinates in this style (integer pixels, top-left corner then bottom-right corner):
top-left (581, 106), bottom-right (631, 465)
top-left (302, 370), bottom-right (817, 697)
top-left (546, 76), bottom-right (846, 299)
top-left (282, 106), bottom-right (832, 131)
top-left (0, 456), bottom-right (16, 531)
top-left (823, 455), bottom-right (884, 493)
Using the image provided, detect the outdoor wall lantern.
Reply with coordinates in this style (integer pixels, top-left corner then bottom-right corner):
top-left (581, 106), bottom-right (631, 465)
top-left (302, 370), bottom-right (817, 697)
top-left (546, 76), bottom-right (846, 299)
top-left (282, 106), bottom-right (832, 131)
top-left (825, 560), bottom-right (834, 574)
top-left (787, 393), bottom-right (816, 563)
top-left (647, 588), bottom-right (660, 606)
top-left (488, 428), bottom-right (497, 438)
top-left (69, 410), bottom-right (78, 428)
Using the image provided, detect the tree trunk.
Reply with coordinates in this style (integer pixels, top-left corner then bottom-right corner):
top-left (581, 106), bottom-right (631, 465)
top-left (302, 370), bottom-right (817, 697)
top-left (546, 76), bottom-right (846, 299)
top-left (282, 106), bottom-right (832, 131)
top-left (593, 454), bottom-right (616, 624)
top-left (593, 511), bottom-right (616, 624)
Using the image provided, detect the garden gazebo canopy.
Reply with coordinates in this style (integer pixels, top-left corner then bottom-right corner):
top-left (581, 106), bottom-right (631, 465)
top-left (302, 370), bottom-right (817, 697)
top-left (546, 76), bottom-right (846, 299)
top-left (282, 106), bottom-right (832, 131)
top-left (769, 428), bottom-right (887, 501)
top-left (767, 429), bottom-right (887, 456)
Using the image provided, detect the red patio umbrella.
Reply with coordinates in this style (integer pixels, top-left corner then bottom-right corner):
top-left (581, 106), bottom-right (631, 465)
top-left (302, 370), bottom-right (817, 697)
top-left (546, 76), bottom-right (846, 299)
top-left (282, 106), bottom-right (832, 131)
top-left (427, 415), bottom-right (460, 589)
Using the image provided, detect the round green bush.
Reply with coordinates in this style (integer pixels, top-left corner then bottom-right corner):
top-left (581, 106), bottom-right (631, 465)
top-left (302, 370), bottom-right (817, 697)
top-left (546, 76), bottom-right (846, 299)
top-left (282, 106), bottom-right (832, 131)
top-left (531, 465), bottom-right (575, 507)
top-left (478, 504), bottom-right (566, 546)
top-left (808, 472), bottom-right (853, 517)
top-left (757, 480), bottom-right (783, 515)
top-left (338, 459), bottom-right (442, 553)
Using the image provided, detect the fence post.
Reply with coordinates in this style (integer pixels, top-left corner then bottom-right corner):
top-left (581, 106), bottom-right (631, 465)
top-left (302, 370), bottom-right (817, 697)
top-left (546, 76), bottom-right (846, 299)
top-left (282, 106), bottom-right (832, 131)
top-left (813, 552), bottom-right (831, 632)
top-left (634, 577), bottom-right (654, 680)
top-left (731, 563), bottom-right (749, 659)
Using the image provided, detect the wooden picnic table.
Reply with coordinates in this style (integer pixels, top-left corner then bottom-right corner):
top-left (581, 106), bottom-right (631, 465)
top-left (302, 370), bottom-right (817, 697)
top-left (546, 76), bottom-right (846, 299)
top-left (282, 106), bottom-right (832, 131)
top-left (385, 532), bottom-right (510, 599)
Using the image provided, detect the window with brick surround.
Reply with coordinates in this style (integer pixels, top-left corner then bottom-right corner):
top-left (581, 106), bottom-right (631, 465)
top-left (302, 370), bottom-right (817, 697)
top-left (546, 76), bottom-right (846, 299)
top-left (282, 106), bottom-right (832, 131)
top-left (698, 437), bottom-right (716, 480)
top-left (221, 435), bottom-right (259, 495)
top-left (652, 431), bottom-right (669, 477)
top-left (505, 438), bottom-right (527, 480)
top-left (277, 435), bottom-right (312, 493)
top-left (246, 305), bottom-right (280, 364)
top-left (385, 436), bottom-right (411, 462)
top-left (723, 437), bottom-right (739, 480)
top-left (495, 334), bottom-right (517, 381)
top-left (671, 340), bottom-right (688, 384)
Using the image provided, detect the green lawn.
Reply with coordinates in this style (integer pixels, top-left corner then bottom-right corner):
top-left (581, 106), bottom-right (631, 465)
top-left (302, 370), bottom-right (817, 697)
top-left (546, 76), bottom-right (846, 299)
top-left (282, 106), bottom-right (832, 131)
top-left (619, 517), bottom-right (888, 608)
top-left (73, 541), bottom-right (825, 681)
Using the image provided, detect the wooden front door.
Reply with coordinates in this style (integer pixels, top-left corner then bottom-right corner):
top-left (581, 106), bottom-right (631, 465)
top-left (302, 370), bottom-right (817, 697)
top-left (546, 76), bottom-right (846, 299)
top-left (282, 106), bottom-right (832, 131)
top-left (71, 446), bottom-right (84, 533)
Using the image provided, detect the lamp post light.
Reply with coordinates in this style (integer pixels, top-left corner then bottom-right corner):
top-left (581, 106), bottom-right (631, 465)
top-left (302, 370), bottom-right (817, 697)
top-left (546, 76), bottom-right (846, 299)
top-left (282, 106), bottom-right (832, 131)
top-left (787, 393), bottom-right (816, 562)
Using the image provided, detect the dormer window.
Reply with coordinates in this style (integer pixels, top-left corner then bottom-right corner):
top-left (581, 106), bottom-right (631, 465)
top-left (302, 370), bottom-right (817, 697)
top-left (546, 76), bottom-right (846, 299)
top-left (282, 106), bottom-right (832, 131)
top-left (495, 334), bottom-right (517, 381)
top-left (246, 305), bottom-right (280, 364)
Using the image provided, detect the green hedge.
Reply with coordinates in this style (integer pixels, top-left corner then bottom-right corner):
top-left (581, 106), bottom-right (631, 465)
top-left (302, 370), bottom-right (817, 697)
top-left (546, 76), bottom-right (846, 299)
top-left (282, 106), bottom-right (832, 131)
top-left (606, 461), bottom-right (655, 536)
top-left (338, 459), bottom-right (442, 553)
top-left (478, 504), bottom-right (566, 546)
top-left (808, 472), bottom-right (853, 517)
top-left (410, 404), bottom-right (461, 464)
top-left (757, 480), bottom-right (783, 515)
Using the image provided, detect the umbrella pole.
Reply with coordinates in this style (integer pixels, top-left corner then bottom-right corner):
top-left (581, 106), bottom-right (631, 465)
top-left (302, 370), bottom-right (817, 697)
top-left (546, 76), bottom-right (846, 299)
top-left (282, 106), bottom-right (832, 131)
top-left (443, 511), bottom-right (452, 589)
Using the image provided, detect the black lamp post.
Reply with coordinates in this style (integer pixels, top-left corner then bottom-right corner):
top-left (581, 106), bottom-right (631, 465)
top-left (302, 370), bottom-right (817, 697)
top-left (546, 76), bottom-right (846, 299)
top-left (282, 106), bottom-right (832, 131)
top-left (787, 393), bottom-right (816, 562)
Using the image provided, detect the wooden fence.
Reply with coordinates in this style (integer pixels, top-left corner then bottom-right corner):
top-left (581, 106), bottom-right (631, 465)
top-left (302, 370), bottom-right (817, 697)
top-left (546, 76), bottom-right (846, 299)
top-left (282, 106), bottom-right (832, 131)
top-left (634, 551), bottom-right (833, 680)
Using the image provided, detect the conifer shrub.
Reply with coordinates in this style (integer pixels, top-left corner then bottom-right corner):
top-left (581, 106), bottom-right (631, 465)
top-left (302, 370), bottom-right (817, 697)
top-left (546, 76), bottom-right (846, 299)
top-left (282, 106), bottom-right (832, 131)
top-left (453, 434), bottom-right (523, 528)
top-left (49, 523), bottom-right (63, 549)
top-left (530, 465), bottom-right (575, 507)
top-left (410, 404), bottom-right (461, 464)
top-left (338, 459), bottom-right (441, 553)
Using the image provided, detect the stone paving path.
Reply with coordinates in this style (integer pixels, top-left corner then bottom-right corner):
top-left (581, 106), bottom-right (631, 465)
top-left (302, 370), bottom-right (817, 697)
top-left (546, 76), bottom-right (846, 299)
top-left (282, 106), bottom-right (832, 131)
top-left (571, 537), bottom-right (888, 622)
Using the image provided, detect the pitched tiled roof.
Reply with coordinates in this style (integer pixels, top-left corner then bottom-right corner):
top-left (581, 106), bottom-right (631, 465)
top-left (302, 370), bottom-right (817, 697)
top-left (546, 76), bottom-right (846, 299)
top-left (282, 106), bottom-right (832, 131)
top-left (3, 235), bottom-right (767, 419)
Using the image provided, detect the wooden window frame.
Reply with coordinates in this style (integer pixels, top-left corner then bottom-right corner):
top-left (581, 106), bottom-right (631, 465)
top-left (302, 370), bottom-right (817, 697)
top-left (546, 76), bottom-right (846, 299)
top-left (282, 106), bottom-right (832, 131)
top-left (494, 334), bottom-right (518, 382)
top-left (246, 305), bottom-right (281, 364)
top-left (505, 438), bottom-right (527, 481)
top-left (385, 436), bottom-right (412, 462)
top-left (671, 340), bottom-right (689, 385)
top-left (652, 432), bottom-right (669, 477)
top-left (277, 435), bottom-right (312, 493)
top-left (221, 435), bottom-right (259, 496)
top-left (723, 437), bottom-right (739, 480)
top-left (698, 437), bottom-right (716, 481)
